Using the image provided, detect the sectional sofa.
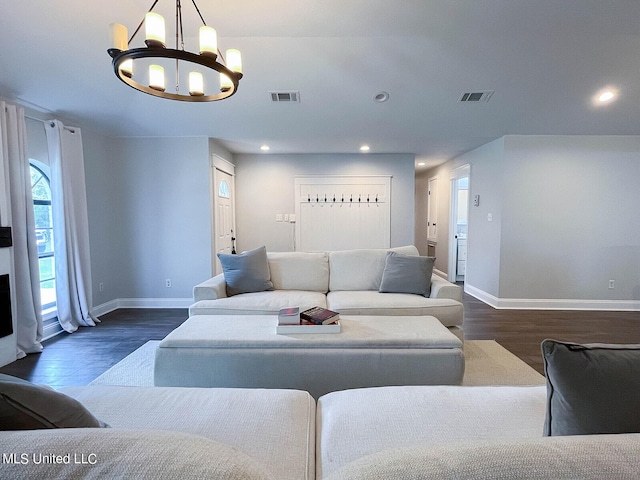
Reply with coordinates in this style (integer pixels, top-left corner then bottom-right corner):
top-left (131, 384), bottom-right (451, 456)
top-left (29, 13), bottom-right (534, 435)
top-left (3, 340), bottom-right (640, 478)
top-left (2, 383), bottom-right (638, 479)
top-left (189, 245), bottom-right (464, 338)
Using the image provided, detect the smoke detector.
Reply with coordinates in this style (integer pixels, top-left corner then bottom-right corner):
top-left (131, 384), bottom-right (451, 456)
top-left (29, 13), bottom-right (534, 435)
top-left (459, 90), bottom-right (494, 103)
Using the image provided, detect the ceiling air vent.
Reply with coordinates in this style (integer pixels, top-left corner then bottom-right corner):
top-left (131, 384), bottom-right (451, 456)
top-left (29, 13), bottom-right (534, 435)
top-left (269, 91), bottom-right (300, 103)
top-left (459, 90), bottom-right (494, 103)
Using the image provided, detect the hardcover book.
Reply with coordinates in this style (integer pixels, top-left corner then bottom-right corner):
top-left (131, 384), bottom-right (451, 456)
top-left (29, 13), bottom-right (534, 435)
top-left (300, 306), bottom-right (340, 325)
top-left (278, 307), bottom-right (300, 325)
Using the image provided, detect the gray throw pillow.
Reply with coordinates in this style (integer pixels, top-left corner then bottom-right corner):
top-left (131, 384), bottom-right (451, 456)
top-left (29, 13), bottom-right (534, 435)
top-left (218, 245), bottom-right (274, 296)
top-left (0, 374), bottom-right (108, 430)
top-left (541, 339), bottom-right (640, 436)
top-left (378, 251), bottom-right (435, 296)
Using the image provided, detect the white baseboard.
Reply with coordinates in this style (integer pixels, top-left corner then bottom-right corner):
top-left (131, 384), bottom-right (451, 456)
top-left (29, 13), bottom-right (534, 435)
top-left (464, 283), bottom-right (640, 311)
top-left (91, 298), bottom-right (192, 318)
top-left (433, 268), bottom-right (448, 280)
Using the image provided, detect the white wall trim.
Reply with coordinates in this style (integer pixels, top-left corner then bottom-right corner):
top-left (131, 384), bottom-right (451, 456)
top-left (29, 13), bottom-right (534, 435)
top-left (464, 283), bottom-right (640, 312)
top-left (91, 298), bottom-right (191, 318)
top-left (433, 268), bottom-right (448, 279)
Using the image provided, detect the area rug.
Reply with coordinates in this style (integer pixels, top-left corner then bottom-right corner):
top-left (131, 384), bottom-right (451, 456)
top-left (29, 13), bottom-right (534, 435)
top-left (90, 340), bottom-right (545, 387)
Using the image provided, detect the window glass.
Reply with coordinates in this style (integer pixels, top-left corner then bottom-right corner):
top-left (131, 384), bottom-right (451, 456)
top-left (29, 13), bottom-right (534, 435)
top-left (30, 164), bottom-right (56, 312)
top-left (218, 180), bottom-right (230, 198)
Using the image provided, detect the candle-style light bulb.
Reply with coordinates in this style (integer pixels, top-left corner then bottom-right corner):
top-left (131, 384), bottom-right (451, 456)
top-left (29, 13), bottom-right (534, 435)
top-left (226, 49), bottom-right (242, 74)
top-left (149, 65), bottom-right (165, 91)
top-left (109, 23), bottom-right (133, 77)
top-left (189, 72), bottom-right (204, 96)
top-left (199, 26), bottom-right (217, 57)
top-left (145, 12), bottom-right (166, 48)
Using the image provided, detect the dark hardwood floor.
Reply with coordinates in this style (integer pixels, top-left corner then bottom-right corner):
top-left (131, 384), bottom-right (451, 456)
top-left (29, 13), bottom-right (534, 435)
top-left (2, 293), bottom-right (640, 386)
top-left (462, 293), bottom-right (640, 374)
top-left (0, 309), bottom-right (188, 388)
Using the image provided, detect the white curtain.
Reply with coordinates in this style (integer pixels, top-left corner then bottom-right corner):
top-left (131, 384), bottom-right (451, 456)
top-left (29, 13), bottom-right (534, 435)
top-left (45, 120), bottom-right (95, 332)
top-left (0, 102), bottom-right (43, 357)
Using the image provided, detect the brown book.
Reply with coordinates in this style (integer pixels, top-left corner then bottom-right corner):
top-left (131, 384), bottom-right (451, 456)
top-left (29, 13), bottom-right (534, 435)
top-left (300, 306), bottom-right (340, 325)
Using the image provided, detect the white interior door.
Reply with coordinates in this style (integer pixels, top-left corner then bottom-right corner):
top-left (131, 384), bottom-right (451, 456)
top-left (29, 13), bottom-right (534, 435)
top-left (211, 156), bottom-right (236, 275)
top-left (448, 164), bottom-right (470, 283)
top-left (427, 176), bottom-right (438, 241)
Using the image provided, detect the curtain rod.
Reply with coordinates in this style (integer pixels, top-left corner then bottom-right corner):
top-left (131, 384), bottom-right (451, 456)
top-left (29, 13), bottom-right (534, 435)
top-left (24, 114), bottom-right (76, 133)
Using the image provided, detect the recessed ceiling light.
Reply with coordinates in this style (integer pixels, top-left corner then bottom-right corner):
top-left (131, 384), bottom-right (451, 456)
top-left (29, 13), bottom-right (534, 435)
top-left (360, 145), bottom-right (370, 152)
top-left (374, 91), bottom-right (389, 103)
top-left (417, 162), bottom-right (426, 166)
top-left (598, 91), bottom-right (615, 102)
top-left (260, 145), bottom-right (270, 151)
top-left (593, 87), bottom-right (618, 106)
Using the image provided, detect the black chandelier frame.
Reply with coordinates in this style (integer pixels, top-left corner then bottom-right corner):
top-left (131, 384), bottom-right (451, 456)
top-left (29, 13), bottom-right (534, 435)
top-left (107, 0), bottom-right (243, 102)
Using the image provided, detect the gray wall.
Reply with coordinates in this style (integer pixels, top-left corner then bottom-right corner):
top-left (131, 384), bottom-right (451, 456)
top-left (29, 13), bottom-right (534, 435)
top-left (421, 135), bottom-right (640, 304)
top-left (84, 135), bottom-right (213, 302)
top-left (234, 153), bottom-right (416, 252)
top-left (498, 135), bottom-right (640, 301)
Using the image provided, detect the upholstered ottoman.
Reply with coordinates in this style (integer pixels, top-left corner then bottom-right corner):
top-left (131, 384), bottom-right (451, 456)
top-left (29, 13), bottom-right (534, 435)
top-left (154, 315), bottom-right (464, 398)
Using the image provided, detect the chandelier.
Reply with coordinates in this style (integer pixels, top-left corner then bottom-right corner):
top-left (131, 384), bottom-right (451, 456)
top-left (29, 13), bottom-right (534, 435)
top-left (108, 0), bottom-right (243, 102)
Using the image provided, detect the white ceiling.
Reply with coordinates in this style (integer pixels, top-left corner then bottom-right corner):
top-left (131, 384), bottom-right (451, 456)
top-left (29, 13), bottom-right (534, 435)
top-left (1, 1), bottom-right (639, 170)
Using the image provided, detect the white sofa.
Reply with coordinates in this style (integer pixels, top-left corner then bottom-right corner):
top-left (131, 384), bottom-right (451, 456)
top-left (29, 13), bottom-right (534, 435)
top-left (190, 245), bottom-right (464, 337)
top-left (3, 384), bottom-right (638, 479)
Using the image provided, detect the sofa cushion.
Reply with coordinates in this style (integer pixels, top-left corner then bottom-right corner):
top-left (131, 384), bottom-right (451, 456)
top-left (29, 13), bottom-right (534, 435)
top-left (218, 246), bottom-right (274, 296)
top-left (327, 290), bottom-right (463, 326)
top-left (323, 434), bottom-right (640, 480)
top-left (0, 428), bottom-right (275, 480)
top-left (316, 385), bottom-right (547, 478)
top-left (61, 385), bottom-right (315, 480)
top-left (379, 251), bottom-right (434, 296)
top-left (189, 290), bottom-right (328, 316)
top-left (0, 374), bottom-right (107, 430)
top-left (267, 251), bottom-right (329, 292)
top-left (329, 246), bottom-right (419, 291)
top-left (542, 339), bottom-right (640, 436)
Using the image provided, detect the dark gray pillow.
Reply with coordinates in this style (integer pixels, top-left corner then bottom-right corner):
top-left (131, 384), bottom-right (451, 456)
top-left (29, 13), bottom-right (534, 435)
top-left (378, 251), bottom-right (435, 296)
top-left (541, 339), bottom-right (640, 436)
top-left (0, 374), bottom-right (108, 430)
top-left (217, 245), bottom-right (274, 296)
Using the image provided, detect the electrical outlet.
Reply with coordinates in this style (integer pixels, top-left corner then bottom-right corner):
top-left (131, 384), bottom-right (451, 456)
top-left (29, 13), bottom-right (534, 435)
top-left (289, 214), bottom-right (296, 223)
top-left (609, 279), bottom-right (615, 289)
top-left (166, 278), bottom-right (172, 288)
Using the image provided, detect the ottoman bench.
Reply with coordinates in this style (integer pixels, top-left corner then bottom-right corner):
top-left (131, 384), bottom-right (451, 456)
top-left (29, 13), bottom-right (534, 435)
top-left (154, 314), bottom-right (464, 398)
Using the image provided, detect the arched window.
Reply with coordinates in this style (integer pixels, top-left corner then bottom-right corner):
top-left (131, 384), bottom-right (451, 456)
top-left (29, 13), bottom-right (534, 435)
top-left (30, 164), bottom-right (56, 314)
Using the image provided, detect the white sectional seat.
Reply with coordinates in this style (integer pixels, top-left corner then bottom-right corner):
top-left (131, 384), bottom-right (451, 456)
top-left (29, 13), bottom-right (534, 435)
top-left (3, 381), bottom-right (639, 479)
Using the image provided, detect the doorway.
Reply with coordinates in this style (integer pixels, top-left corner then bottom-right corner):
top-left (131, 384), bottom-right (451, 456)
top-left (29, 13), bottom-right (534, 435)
top-left (448, 165), bottom-right (470, 283)
top-left (211, 155), bottom-right (236, 275)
